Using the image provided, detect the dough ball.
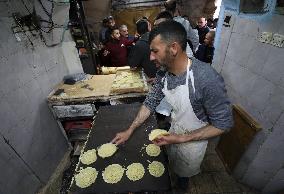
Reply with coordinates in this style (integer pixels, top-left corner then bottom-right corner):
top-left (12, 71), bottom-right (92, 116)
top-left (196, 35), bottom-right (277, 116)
top-left (75, 167), bottom-right (98, 188)
top-left (102, 164), bottom-right (124, 184)
top-left (148, 161), bottom-right (165, 178)
top-left (97, 143), bottom-right (117, 158)
top-left (126, 163), bottom-right (145, 181)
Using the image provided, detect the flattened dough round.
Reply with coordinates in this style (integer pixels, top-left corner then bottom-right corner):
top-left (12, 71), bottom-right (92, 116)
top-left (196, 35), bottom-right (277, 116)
top-left (146, 144), bottom-right (161, 157)
top-left (75, 167), bottom-right (98, 188)
top-left (126, 163), bottom-right (145, 181)
top-left (148, 161), bottom-right (165, 177)
top-left (149, 129), bottom-right (169, 141)
top-left (80, 149), bottom-right (97, 165)
top-left (97, 143), bottom-right (117, 158)
top-left (102, 164), bottom-right (124, 184)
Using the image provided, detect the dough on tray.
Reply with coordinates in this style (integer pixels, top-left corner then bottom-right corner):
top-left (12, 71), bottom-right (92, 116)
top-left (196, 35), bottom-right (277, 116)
top-left (97, 143), bottom-right (117, 158)
top-left (80, 149), bottom-right (97, 165)
top-left (146, 144), bottom-right (161, 157)
top-left (126, 163), bottom-right (145, 181)
top-left (102, 164), bottom-right (125, 184)
top-left (75, 167), bottom-right (98, 188)
top-left (148, 161), bottom-right (165, 178)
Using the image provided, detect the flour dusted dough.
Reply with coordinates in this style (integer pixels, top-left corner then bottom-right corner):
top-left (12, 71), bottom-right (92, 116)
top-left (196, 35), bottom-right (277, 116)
top-left (148, 161), bottom-right (165, 177)
top-left (97, 143), bottom-right (117, 158)
top-left (80, 149), bottom-right (97, 165)
top-left (75, 167), bottom-right (98, 188)
top-left (149, 129), bottom-right (170, 141)
top-left (126, 163), bottom-right (145, 181)
top-left (146, 144), bottom-right (161, 157)
top-left (111, 71), bottom-right (144, 90)
top-left (102, 164), bottom-right (125, 184)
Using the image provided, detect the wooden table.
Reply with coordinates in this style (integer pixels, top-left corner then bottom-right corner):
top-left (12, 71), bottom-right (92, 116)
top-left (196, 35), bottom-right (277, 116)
top-left (47, 73), bottom-right (149, 143)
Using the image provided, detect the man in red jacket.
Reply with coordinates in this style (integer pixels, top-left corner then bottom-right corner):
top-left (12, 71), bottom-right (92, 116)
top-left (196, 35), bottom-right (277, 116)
top-left (102, 26), bottom-right (134, 67)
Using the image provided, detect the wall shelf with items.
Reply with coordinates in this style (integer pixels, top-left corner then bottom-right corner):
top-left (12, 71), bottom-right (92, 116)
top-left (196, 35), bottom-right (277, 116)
top-left (69, 0), bottom-right (97, 74)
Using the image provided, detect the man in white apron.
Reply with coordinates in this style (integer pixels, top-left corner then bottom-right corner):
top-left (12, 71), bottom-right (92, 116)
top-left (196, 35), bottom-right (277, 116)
top-left (112, 20), bottom-right (233, 191)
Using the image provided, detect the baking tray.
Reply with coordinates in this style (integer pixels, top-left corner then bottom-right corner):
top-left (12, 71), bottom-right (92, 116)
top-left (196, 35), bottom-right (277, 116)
top-left (69, 103), bottom-right (170, 193)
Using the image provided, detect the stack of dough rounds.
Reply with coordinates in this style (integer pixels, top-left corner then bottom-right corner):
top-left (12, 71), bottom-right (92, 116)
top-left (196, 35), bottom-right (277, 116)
top-left (149, 129), bottom-right (170, 141)
top-left (146, 144), bottom-right (161, 157)
top-left (148, 161), bottom-right (165, 177)
top-left (126, 163), bottom-right (145, 181)
top-left (112, 71), bottom-right (144, 89)
top-left (97, 143), bottom-right (117, 158)
top-left (80, 149), bottom-right (97, 165)
top-left (75, 167), bottom-right (98, 188)
top-left (102, 164), bottom-right (125, 184)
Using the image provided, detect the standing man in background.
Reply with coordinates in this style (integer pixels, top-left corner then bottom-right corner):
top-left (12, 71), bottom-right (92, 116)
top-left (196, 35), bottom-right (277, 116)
top-left (128, 19), bottom-right (157, 82)
top-left (119, 24), bottom-right (135, 41)
top-left (196, 31), bottom-right (215, 64)
top-left (164, 0), bottom-right (199, 53)
top-left (196, 17), bottom-right (210, 44)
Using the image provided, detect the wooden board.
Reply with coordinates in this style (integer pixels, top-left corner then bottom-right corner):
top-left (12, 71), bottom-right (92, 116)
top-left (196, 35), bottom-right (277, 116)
top-left (216, 104), bottom-right (262, 173)
top-left (48, 74), bottom-right (116, 102)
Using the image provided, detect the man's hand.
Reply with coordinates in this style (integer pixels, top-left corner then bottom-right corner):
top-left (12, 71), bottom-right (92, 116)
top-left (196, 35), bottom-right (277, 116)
top-left (111, 105), bottom-right (151, 145)
top-left (103, 50), bottom-right (110, 56)
top-left (152, 133), bottom-right (185, 146)
top-left (152, 125), bottom-right (225, 146)
top-left (111, 129), bottom-right (133, 145)
top-left (147, 78), bottom-right (156, 85)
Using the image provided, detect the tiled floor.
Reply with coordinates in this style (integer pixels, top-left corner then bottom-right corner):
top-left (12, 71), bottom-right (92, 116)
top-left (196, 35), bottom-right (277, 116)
top-left (183, 140), bottom-right (259, 194)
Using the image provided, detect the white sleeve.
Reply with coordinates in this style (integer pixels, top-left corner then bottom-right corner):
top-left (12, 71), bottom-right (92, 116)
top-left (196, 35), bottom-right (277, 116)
top-left (186, 43), bottom-right (194, 58)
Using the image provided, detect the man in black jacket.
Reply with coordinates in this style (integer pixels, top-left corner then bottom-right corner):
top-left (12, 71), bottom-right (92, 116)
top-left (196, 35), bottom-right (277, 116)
top-left (128, 19), bottom-right (158, 82)
top-left (196, 17), bottom-right (210, 44)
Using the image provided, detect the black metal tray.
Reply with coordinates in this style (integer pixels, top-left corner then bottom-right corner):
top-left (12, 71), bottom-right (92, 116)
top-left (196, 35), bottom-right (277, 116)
top-left (69, 103), bottom-right (170, 194)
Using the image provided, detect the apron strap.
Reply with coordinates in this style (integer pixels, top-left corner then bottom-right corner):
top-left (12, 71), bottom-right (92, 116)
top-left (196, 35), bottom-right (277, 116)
top-left (189, 69), bottom-right (195, 93)
top-left (164, 58), bottom-right (195, 93)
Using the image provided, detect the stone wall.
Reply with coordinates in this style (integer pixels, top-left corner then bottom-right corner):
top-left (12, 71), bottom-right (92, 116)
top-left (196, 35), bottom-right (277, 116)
top-left (0, 0), bottom-right (74, 193)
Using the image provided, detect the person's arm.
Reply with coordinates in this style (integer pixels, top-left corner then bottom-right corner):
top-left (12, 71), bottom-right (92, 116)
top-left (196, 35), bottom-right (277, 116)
top-left (111, 105), bottom-right (151, 145)
top-left (153, 125), bottom-right (223, 146)
top-left (154, 65), bottom-right (233, 146)
top-left (112, 72), bottom-right (165, 145)
top-left (123, 38), bottom-right (135, 47)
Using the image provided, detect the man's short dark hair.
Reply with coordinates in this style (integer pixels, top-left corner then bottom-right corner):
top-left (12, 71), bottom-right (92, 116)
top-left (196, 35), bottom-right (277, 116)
top-left (149, 20), bottom-right (187, 51)
top-left (136, 19), bottom-right (149, 35)
top-left (102, 18), bottom-right (108, 24)
top-left (164, 0), bottom-right (176, 13)
top-left (110, 26), bottom-right (119, 34)
top-left (155, 11), bottom-right (173, 21)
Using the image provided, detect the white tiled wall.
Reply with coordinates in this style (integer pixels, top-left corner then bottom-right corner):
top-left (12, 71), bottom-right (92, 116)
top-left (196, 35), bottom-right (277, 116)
top-left (217, 10), bottom-right (284, 193)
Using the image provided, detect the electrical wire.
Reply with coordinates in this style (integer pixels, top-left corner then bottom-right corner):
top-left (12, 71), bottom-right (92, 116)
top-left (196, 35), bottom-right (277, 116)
top-left (20, 0), bottom-right (32, 14)
top-left (46, 0), bottom-right (70, 3)
top-left (37, 0), bottom-right (52, 17)
top-left (36, 0), bottom-right (55, 33)
top-left (38, 15), bottom-right (69, 47)
top-left (16, 0), bottom-right (69, 47)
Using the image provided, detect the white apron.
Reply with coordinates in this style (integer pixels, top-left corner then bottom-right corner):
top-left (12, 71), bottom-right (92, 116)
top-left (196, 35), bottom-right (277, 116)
top-left (162, 60), bottom-right (208, 177)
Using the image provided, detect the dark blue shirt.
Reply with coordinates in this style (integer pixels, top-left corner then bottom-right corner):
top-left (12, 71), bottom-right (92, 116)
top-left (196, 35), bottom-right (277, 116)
top-left (196, 44), bottom-right (215, 64)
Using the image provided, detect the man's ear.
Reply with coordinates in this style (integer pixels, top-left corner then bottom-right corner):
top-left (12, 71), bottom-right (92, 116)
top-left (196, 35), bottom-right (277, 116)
top-left (169, 42), bottom-right (179, 56)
